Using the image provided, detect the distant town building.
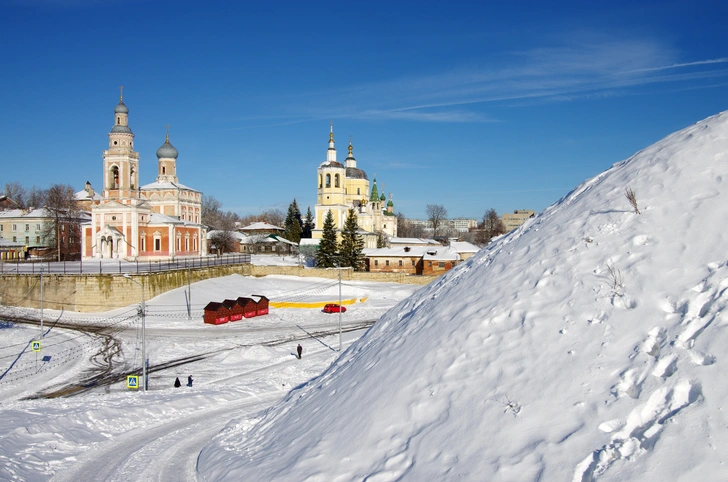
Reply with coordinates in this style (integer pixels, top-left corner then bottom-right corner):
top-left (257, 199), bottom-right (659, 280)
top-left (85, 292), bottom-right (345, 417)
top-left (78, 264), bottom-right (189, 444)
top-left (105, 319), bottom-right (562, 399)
top-left (404, 218), bottom-right (477, 233)
top-left (81, 90), bottom-right (207, 259)
top-left (313, 124), bottom-right (397, 248)
top-left (502, 210), bottom-right (535, 231)
top-left (0, 207), bottom-right (90, 259)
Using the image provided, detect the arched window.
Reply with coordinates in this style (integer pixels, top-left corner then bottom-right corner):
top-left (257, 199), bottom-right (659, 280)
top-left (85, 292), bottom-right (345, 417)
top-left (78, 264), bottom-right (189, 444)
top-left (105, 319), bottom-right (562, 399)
top-left (335, 174), bottom-right (340, 188)
top-left (117, 117), bottom-right (120, 125)
top-left (162, 166), bottom-right (166, 175)
top-left (319, 175), bottom-right (322, 188)
top-left (130, 167), bottom-right (136, 189)
top-left (357, 188), bottom-right (360, 195)
top-left (325, 174), bottom-right (331, 188)
top-left (110, 166), bottom-right (119, 189)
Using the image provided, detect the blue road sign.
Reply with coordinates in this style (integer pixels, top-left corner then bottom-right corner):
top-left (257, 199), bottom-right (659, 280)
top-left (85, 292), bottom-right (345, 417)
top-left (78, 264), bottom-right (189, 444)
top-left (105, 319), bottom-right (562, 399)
top-left (127, 375), bottom-right (139, 389)
top-left (31, 341), bottom-right (41, 352)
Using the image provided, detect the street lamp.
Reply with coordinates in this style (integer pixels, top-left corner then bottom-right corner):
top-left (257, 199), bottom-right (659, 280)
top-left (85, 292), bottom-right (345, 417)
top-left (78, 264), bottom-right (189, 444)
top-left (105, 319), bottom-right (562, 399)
top-left (123, 274), bottom-right (146, 391)
top-left (338, 266), bottom-right (342, 352)
top-left (39, 266), bottom-right (44, 338)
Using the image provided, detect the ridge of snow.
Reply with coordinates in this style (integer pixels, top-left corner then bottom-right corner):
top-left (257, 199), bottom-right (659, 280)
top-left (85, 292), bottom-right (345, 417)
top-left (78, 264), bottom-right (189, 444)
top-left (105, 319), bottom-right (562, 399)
top-left (199, 111), bottom-right (728, 481)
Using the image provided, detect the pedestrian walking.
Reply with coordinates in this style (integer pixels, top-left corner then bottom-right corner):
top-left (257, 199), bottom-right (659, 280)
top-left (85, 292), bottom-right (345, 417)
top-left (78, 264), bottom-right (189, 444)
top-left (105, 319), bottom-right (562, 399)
top-left (174, 377), bottom-right (181, 388)
top-left (297, 344), bottom-right (303, 359)
top-left (187, 375), bottom-right (193, 387)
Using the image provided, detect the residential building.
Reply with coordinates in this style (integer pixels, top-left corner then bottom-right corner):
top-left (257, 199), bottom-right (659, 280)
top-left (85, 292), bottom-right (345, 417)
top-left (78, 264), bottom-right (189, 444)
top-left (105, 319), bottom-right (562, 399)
top-left (0, 208), bottom-right (90, 259)
top-left (502, 209), bottom-right (535, 231)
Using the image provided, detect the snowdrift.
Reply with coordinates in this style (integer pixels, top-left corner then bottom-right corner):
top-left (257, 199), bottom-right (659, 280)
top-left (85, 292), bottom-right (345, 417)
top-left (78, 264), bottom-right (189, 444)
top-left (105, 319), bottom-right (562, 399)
top-left (199, 112), bottom-right (728, 481)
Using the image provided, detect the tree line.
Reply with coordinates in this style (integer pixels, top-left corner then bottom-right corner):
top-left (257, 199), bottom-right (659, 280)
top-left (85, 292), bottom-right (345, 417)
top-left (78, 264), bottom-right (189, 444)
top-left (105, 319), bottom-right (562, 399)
top-left (395, 204), bottom-right (506, 246)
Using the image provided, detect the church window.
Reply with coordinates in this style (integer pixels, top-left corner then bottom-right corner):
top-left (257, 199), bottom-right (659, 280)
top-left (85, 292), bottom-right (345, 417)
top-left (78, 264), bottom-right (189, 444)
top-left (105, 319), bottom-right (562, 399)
top-left (162, 166), bottom-right (166, 175)
top-left (130, 167), bottom-right (136, 189)
top-left (153, 231), bottom-right (162, 252)
top-left (357, 188), bottom-right (360, 195)
top-left (399, 260), bottom-right (403, 266)
top-left (319, 175), bottom-right (322, 188)
top-left (110, 166), bottom-right (120, 189)
top-left (114, 141), bottom-right (118, 145)
top-left (140, 237), bottom-right (146, 252)
top-left (335, 174), bottom-right (340, 188)
top-left (177, 235), bottom-right (181, 251)
top-left (116, 117), bottom-right (120, 125)
top-left (325, 174), bottom-right (331, 188)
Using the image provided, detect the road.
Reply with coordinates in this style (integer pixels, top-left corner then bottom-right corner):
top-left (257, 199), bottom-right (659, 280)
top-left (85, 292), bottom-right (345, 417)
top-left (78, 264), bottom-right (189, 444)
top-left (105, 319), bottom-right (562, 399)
top-left (49, 340), bottom-right (347, 482)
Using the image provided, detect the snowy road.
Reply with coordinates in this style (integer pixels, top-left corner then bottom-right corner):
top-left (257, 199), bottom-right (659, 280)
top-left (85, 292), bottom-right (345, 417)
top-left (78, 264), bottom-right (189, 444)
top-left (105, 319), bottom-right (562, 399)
top-left (48, 337), bottom-right (353, 482)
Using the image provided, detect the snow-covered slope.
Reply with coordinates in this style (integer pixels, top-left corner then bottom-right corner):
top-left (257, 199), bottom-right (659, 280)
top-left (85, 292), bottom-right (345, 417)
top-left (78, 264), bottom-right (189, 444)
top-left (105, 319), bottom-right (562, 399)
top-left (199, 111), bottom-right (728, 481)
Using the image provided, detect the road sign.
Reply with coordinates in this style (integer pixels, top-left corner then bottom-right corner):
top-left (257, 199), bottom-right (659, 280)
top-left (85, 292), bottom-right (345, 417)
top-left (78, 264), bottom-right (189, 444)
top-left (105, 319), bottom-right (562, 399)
top-left (31, 341), bottom-right (42, 352)
top-left (127, 375), bottom-right (139, 389)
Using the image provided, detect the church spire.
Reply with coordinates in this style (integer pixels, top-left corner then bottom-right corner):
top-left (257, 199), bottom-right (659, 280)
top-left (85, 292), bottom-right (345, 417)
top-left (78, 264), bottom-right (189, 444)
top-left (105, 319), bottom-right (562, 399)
top-left (326, 121), bottom-right (337, 163)
top-left (345, 136), bottom-right (357, 168)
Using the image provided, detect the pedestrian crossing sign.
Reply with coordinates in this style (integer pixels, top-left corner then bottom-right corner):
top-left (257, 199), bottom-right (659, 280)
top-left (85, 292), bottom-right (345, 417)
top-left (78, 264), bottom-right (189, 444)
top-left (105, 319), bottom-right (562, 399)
top-left (32, 341), bottom-right (42, 352)
top-left (127, 375), bottom-right (139, 389)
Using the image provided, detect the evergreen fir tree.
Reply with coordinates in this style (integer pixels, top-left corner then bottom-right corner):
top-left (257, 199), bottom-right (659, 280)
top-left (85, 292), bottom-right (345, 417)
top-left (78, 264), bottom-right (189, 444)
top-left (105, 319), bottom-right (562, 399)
top-left (292, 199), bottom-right (303, 231)
top-left (302, 207), bottom-right (314, 238)
top-left (376, 231), bottom-right (387, 248)
top-left (340, 208), bottom-right (365, 271)
top-left (284, 199), bottom-right (302, 243)
top-left (316, 210), bottom-right (339, 268)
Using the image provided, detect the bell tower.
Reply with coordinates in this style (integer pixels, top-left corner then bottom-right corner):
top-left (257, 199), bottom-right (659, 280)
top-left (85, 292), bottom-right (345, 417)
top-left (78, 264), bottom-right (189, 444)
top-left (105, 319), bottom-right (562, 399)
top-left (103, 86), bottom-right (140, 199)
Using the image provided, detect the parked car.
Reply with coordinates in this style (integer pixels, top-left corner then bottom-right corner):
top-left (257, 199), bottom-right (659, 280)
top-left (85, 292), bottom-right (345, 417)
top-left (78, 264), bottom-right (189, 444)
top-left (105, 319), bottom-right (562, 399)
top-left (323, 303), bottom-right (346, 313)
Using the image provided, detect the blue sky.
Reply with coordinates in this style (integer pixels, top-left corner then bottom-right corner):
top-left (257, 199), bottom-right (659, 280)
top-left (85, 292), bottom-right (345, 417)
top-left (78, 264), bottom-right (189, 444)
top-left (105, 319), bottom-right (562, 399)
top-left (2, 0), bottom-right (727, 220)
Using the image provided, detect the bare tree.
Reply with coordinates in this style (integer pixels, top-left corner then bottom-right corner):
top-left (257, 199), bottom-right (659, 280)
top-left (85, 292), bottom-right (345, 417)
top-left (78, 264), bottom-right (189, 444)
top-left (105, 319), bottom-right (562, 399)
top-left (396, 212), bottom-right (426, 239)
top-left (27, 186), bottom-right (46, 208)
top-left (476, 208), bottom-right (506, 245)
top-left (43, 184), bottom-right (82, 261)
top-left (208, 211), bottom-right (238, 254)
top-left (426, 204), bottom-right (448, 240)
top-left (3, 182), bottom-right (27, 208)
top-left (201, 195), bottom-right (224, 228)
top-left (259, 208), bottom-right (285, 227)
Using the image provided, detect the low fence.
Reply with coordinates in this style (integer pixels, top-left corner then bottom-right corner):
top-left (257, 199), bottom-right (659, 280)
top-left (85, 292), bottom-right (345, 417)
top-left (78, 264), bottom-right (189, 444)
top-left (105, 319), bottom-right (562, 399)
top-left (0, 254), bottom-right (251, 275)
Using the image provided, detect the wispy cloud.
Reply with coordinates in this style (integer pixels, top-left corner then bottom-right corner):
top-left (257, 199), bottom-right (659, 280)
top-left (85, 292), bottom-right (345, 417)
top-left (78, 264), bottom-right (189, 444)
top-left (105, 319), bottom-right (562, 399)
top-left (282, 36), bottom-right (727, 123)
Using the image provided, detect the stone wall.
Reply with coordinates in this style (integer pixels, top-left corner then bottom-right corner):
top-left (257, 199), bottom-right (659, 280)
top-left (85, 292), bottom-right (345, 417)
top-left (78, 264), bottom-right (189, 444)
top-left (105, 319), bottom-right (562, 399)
top-left (0, 264), bottom-right (435, 313)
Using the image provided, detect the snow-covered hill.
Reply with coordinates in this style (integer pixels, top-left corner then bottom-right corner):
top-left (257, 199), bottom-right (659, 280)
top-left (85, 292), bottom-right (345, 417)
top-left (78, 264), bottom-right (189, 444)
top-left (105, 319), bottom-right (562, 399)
top-left (199, 112), bottom-right (728, 481)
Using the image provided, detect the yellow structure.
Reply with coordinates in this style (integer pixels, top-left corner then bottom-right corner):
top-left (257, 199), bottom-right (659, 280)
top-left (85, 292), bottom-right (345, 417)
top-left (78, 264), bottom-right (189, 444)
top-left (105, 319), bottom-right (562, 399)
top-left (502, 209), bottom-right (535, 231)
top-left (313, 124), bottom-right (397, 248)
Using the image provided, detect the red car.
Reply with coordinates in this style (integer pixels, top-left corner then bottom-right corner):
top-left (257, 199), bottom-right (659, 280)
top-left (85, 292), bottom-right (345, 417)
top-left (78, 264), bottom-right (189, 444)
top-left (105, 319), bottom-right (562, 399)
top-left (323, 303), bottom-right (346, 313)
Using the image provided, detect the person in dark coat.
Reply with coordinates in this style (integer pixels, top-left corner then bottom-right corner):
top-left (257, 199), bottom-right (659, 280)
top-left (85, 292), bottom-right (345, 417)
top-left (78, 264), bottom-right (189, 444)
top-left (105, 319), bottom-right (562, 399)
top-left (174, 377), bottom-right (181, 388)
top-left (187, 375), bottom-right (193, 387)
top-left (297, 344), bottom-right (303, 359)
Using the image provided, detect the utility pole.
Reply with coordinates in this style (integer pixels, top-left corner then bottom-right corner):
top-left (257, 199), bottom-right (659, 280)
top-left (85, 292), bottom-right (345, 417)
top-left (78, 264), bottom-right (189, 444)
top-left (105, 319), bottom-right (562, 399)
top-left (124, 274), bottom-right (146, 391)
top-left (187, 261), bottom-right (191, 320)
top-left (40, 266), bottom-right (44, 338)
top-left (338, 264), bottom-right (342, 352)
